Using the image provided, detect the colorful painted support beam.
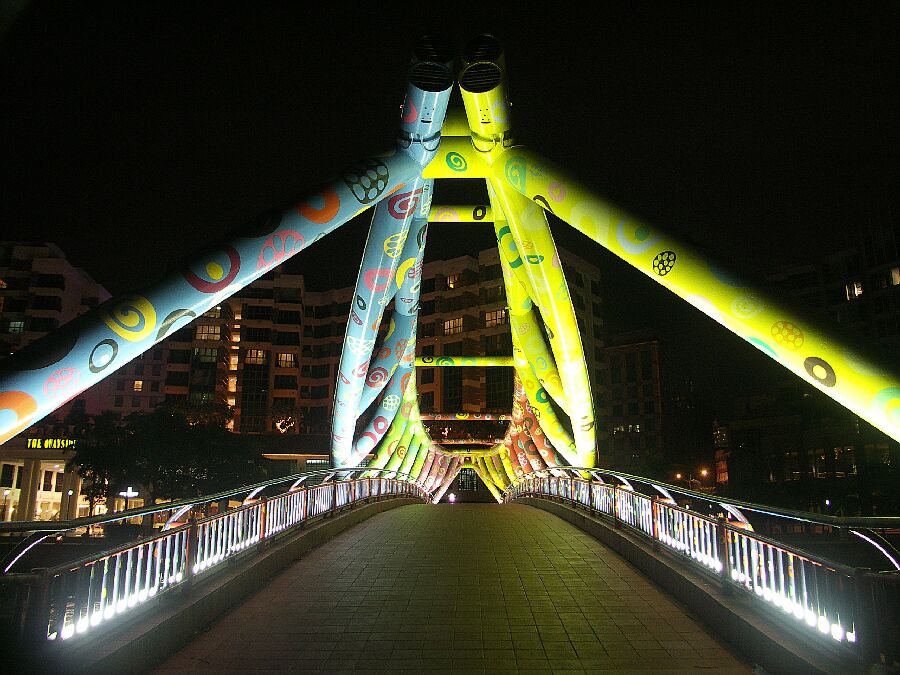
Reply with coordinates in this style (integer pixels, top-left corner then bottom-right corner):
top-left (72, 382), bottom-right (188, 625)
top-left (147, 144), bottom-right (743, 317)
top-left (428, 205), bottom-right (494, 223)
top-left (420, 413), bottom-right (511, 420)
top-left (416, 356), bottom-right (514, 367)
top-left (490, 147), bottom-right (900, 443)
top-left (0, 149), bottom-right (423, 445)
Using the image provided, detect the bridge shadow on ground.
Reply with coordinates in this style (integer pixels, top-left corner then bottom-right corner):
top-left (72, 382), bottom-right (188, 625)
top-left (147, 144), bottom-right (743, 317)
top-left (154, 504), bottom-right (750, 674)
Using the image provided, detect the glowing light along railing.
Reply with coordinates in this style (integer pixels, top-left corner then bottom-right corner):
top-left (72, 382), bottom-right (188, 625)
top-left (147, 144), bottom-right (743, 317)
top-left (509, 477), bottom-right (860, 650)
top-left (41, 478), bottom-right (422, 643)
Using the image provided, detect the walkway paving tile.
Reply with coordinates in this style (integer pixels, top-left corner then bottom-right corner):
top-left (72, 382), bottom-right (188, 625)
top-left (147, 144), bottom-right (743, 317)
top-left (154, 504), bottom-right (752, 673)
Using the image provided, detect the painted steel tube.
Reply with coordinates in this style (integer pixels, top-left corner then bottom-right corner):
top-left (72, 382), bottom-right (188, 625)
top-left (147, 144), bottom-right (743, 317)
top-left (0, 150), bottom-right (422, 445)
top-left (492, 147), bottom-right (900, 443)
top-left (363, 376), bottom-right (416, 476)
top-left (511, 328), bottom-right (579, 466)
top-left (352, 370), bottom-right (408, 463)
top-left (398, 428), bottom-right (425, 478)
top-left (490, 453), bottom-right (511, 488)
top-left (423, 451), bottom-right (447, 492)
top-left (384, 416), bottom-right (418, 474)
top-left (355, 212), bottom-right (427, 413)
top-left (491, 182), bottom-right (596, 460)
top-left (331, 64), bottom-right (452, 467)
top-left (331, 186), bottom-right (423, 464)
top-left (421, 136), bottom-right (491, 179)
top-left (430, 456), bottom-right (461, 503)
top-left (499, 445), bottom-right (517, 484)
top-left (471, 459), bottom-right (503, 503)
top-left (421, 413), bottom-right (511, 420)
top-left (428, 205), bottom-right (494, 223)
top-left (481, 450), bottom-right (506, 489)
top-left (409, 442), bottom-right (433, 483)
top-left (416, 356), bottom-right (514, 367)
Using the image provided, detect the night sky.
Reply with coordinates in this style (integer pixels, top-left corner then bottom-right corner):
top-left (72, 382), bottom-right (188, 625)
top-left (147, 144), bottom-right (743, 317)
top-left (2, 3), bottom-right (898, 413)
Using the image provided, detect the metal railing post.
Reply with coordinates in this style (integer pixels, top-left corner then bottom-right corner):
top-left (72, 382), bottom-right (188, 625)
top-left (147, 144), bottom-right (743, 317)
top-left (651, 496), bottom-right (660, 551)
top-left (716, 517), bottom-right (732, 595)
top-left (301, 486), bottom-right (309, 527)
top-left (330, 480), bottom-right (337, 516)
top-left (257, 496), bottom-right (268, 549)
top-left (23, 568), bottom-right (51, 647)
top-left (613, 485), bottom-right (621, 528)
top-left (570, 477), bottom-right (576, 507)
top-left (852, 568), bottom-right (878, 663)
top-left (184, 519), bottom-right (198, 591)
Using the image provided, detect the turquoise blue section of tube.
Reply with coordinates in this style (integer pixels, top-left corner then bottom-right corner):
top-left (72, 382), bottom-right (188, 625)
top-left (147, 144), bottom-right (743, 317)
top-left (330, 77), bottom-right (451, 468)
top-left (0, 151), bottom-right (421, 445)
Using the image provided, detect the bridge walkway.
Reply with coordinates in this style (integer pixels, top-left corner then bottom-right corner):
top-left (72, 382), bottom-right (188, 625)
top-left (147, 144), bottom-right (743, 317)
top-left (154, 503), bottom-right (751, 673)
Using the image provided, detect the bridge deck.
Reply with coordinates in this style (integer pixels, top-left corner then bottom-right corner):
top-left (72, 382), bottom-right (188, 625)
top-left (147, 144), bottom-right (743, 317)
top-left (155, 504), bottom-right (750, 673)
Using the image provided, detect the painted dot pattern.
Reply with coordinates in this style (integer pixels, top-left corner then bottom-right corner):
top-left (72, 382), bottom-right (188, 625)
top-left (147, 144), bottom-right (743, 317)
top-left (652, 250), bottom-right (677, 276)
top-left (771, 321), bottom-right (805, 350)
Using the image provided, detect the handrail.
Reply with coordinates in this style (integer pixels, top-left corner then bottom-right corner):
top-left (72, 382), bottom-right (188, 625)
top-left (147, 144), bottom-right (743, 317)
top-left (517, 467), bottom-right (900, 529)
top-left (1, 476), bottom-right (427, 647)
top-left (0, 468), bottom-right (423, 576)
top-left (508, 474), bottom-right (900, 665)
top-left (0, 467), bottom-right (416, 535)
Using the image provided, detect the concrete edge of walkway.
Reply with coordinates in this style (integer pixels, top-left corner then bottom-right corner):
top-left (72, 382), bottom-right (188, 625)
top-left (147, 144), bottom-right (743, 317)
top-left (517, 497), bottom-right (871, 675)
top-left (42, 497), bottom-right (423, 675)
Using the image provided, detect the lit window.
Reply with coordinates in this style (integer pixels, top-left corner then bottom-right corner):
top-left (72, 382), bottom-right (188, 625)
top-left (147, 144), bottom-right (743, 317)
top-left (202, 305), bottom-right (221, 319)
top-left (195, 324), bottom-right (221, 340)
top-left (276, 352), bottom-right (297, 368)
top-left (444, 317), bottom-right (463, 335)
top-left (845, 281), bottom-right (863, 301)
top-left (485, 309), bottom-right (507, 328)
top-left (133, 380), bottom-right (143, 392)
top-left (245, 349), bottom-right (267, 365)
top-left (8, 320), bottom-right (24, 335)
top-left (458, 468), bottom-right (477, 491)
top-left (892, 267), bottom-right (900, 286)
top-left (228, 376), bottom-right (237, 392)
top-left (230, 354), bottom-right (239, 370)
top-left (446, 274), bottom-right (460, 289)
top-left (194, 347), bottom-right (218, 363)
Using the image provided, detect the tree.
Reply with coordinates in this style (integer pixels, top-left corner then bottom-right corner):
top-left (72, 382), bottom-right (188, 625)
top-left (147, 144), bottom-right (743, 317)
top-left (68, 402), bottom-right (269, 510)
top-left (67, 411), bottom-right (130, 514)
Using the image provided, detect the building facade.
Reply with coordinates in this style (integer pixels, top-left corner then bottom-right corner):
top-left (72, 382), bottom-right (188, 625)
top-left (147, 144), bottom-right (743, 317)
top-left (0, 242), bottom-right (110, 521)
top-left (1, 241), bottom-right (606, 517)
top-left (714, 224), bottom-right (900, 511)
top-left (766, 224), bottom-right (900, 348)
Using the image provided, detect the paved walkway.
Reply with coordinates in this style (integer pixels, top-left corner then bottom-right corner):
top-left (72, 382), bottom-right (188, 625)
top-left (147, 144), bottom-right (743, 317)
top-left (155, 504), bottom-right (751, 673)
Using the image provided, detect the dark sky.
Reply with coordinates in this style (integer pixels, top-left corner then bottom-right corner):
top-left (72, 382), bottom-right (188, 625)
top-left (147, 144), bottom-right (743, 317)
top-left (2, 3), bottom-right (898, 413)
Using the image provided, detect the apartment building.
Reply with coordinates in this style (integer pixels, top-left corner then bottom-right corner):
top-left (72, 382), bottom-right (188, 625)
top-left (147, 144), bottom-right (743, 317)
top-left (0, 242), bottom-right (110, 521)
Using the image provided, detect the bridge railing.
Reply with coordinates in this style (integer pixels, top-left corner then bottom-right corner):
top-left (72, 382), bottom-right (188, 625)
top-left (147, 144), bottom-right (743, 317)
top-left (507, 474), bottom-right (899, 664)
top-left (2, 472), bottom-right (426, 649)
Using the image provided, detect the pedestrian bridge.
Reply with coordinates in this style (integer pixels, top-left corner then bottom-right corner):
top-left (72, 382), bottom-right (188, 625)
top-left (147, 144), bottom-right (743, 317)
top-left (1, 31), bottom-right (899, 674)
top-left (155, 503), bottom-right (749, 673)
top-left (1, 468), bottom-right (897, 674)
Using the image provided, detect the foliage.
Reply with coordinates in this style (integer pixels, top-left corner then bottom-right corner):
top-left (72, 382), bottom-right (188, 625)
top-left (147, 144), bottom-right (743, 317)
top-left (68, 401), bottom-right (267, 506)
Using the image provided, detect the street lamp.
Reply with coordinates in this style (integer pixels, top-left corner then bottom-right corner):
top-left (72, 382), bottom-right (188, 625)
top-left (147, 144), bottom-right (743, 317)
top-left (675, 469), bottom-right (711, 491)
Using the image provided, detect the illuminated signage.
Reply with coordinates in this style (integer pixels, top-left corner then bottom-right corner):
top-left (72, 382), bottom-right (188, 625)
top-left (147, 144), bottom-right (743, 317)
top-left (26, 438), bottom-right (77, 449)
